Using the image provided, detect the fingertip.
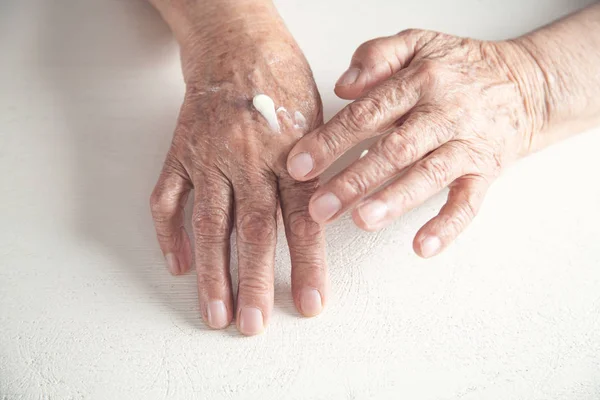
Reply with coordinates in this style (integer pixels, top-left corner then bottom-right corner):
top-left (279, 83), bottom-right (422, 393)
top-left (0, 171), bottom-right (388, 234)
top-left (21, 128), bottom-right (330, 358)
top-left (334, 67), bottom-right (368, 100)
top-left (205, 300), bottom-right (232, 330)
top-left (297, 287), bottom-right (324, 317)
top-left (334, 85), bottom-right (364, 100)
top-left (413, 232), bottom-right (442, 258)
top-left (237, 307), bottom-right (265, 336)
top-left (352, 207), bottom-right (387, 232)
top-left (165, 253), bottom-right (180, 275)
top-left (287, 151), bottom-right (315, 181)
top-left (308, 192), bottom-right (342, 223)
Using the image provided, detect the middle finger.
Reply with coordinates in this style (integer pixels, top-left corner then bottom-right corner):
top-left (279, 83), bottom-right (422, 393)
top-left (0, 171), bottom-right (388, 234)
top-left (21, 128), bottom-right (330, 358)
top-left (233, 170), bottom-right (279, 336)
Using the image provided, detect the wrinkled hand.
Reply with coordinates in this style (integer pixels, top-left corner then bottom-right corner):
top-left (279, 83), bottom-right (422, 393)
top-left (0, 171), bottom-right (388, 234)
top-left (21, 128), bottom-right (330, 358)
top-left (150, 20), bottom-right (326, 335)
top-left (287, 29), bottom-right (546, 258)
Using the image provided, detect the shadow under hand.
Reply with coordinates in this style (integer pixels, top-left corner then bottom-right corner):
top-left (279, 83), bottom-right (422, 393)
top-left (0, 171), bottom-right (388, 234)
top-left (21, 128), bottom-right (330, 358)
top-left (36, 0), bottom-right (206, 328)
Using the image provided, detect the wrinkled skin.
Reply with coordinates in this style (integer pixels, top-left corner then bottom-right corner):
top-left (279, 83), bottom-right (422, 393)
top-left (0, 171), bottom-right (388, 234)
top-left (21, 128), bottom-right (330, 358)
top-left (150, 21), bottom-right (327, 335)
top-left (288, 29), bottom-right (546, 258)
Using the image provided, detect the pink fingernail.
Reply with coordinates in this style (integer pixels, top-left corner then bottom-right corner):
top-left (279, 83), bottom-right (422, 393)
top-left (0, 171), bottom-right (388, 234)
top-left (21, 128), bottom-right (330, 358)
top-left (336, 67), bottom-right (361, 86)
top-left (357, 200), bottom-right (388, 227)
top-left (239, 307), bottom-right (264, 336)
top-left (289, 152), bottom-right (314, 179)
top-left (165, 253), bottom-right (180, 275)
top-left (311, 192), bottom-right (342, 222)
top-left (421, 236), bottom-right (442, 258)
top-left (300, 288), bottom-right (323, 317)
top-left (207, 300), bottom-right (229, 329)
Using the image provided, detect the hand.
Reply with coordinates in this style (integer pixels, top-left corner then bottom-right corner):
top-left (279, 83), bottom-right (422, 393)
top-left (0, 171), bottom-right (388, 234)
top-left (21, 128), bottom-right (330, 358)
top-left (286, 29), bottom-right (547, 258)
top-left (150, 8), bottom-right (326, 335)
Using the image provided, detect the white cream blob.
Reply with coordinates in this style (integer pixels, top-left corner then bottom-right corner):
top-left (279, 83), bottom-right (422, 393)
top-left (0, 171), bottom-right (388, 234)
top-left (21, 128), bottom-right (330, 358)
top-left (252, 94), bottom-right (280, 132)
top-left (294, 111), bottom-right (307, 130)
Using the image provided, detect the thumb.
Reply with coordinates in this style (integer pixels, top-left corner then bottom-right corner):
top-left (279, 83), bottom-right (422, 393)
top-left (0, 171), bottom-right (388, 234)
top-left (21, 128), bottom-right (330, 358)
top-left (335, 29), bottom-right (432, 100)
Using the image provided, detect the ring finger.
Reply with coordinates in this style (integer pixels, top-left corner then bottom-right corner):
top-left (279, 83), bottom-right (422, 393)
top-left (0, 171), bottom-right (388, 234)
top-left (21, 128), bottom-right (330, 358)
top-left (353, 142), bottom-right (469, 231)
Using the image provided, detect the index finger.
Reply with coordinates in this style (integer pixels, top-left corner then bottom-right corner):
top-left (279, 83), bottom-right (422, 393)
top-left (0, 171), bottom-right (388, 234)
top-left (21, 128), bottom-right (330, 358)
top-left (286, 68), bottom-right (425, 181)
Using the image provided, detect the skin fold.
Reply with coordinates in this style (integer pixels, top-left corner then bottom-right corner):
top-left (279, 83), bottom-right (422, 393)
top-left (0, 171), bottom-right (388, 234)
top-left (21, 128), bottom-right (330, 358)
top-left (148, 0), bottom-right (600, 335)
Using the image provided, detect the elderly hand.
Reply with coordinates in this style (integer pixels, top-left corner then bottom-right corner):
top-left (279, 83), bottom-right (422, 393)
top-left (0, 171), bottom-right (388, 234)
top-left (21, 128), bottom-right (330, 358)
top-left (150, 2), bottom-right (326, 335)
top-left (287, 29), bottom-right (549, 258)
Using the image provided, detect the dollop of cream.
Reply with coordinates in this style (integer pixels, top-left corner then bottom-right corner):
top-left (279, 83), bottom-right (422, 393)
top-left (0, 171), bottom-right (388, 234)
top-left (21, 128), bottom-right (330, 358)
top-left (294, 111), bottom-right (307, 130)
top-left (252, 94), bottom-right (280, 132)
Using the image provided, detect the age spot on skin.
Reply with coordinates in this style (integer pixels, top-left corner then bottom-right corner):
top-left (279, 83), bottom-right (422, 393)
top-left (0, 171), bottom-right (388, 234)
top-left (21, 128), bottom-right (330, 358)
top-left (253, 94), bottom-right (280, 132)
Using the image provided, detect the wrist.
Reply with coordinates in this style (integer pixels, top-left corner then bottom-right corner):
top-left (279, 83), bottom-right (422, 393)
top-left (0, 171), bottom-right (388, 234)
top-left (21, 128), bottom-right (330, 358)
top-left (158, 0), bottom-right (283, 48)
top-left (493, 38), bottom-right (554, 155)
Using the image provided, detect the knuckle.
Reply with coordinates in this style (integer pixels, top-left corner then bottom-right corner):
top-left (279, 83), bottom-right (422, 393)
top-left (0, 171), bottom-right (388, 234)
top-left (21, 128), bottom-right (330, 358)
top-left (197, 270), bottom-right (228, 289)
top-left (237, 211), bottom-right (276, 245)
top-left (375, 130), bottom-right (419, 171)
top-left (339, 170), bottom-right (370, 198)
top-left (315, 127), bottom-right (344, 156)
top-left (396, 28), bottom-right (423, 39)
top-left (343, 97), bottom-right (384, 131)
top-left (415, 59), bottom-right (442, 88)
top-left (456, 198), bottom-right (477, 223)
top-left (292, 260), bottom-right (327, 280)
top-left (238, 274), bottom-right (272, 297)
top-left (416, 157), bottom-right (451, 187)
top-left (444, 199), bottom-right (477, 236)
top-left (192, 207), bottom-right (231, 242)
top-left (355, 38), bottom-right (385, 61)
top-left (149, 189), bottom-right (176, 220)
top-left (397, 137), bottom-right (420, 163)
top-left (395, 184), bottom-right (418, 208)
top-left (287, 210), bottom-right (322, 242)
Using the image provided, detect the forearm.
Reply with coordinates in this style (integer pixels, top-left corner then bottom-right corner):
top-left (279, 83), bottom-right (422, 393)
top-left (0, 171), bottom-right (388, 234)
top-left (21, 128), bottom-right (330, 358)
top-left (515, 2), bottom-right (600, 152)
top-left (147, 0), bottom-right (299, 84)
top-left (147, 0), bottom-right (283, 46)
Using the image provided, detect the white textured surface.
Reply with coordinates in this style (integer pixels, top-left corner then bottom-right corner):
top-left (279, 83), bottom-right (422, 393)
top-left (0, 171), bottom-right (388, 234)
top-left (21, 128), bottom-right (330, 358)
top-left (1, 0), bottom-right (600, 399)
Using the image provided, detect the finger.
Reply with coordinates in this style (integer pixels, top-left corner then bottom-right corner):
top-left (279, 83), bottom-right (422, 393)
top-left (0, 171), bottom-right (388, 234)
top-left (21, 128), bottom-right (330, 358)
top-left (413, 175), bottom-right (489, 258)
top-left (335, 29), bottom-right (435, 100)
top-left (150, 159), bottom-right (193, 276)
top-left (234, 172), bottom-right (278, 336)
top-left (288, 68), bottom-right (426, 181)
top-left (192, 171), bottom-right (234, 330)
top-left (353, 142), bottom-right (468, 231)
top-left (307, 111), bottom-right (454, 223)
top-left (279, 174), bottom-right (327, 317)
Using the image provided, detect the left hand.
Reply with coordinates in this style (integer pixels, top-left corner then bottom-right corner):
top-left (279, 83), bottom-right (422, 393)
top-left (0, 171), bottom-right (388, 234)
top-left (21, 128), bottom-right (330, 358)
top-left (286, 29), bottom-right (547, 258)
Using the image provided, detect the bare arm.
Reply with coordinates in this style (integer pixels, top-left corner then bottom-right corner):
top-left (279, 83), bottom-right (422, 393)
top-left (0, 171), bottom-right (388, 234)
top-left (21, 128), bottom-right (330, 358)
top-left (514, 2), bottom-right (600, 151)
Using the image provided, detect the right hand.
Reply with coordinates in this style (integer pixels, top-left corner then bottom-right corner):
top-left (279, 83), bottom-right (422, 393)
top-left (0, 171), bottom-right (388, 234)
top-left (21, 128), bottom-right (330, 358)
top-left (149, 6), bottom-right (328, 336)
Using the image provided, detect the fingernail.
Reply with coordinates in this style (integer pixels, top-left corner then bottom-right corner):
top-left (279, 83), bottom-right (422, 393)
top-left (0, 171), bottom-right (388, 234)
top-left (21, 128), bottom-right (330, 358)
top-left (357, 200), bottom-right (388, 226)
top-left (336, 67), bottom-right (361, 86)
top-left (421, 236), bottom-right (442, 258)
top-left (289, 152), bottom-right (314, 179)
top-left (311, 192), bottom-right (342, 222)
top-left (165, 253), bottom-right (180, 275)
top-left (239, 307), bottom-right (264, 336)
top-left (299, 288), bottom-right (323, 317)
top-left (207, 300), bottom-right (229, 329)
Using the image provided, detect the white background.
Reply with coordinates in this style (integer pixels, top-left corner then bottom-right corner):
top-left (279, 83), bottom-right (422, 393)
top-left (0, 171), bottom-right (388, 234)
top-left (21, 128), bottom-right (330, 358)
top-left (1, 0), bottom-right (599, 399)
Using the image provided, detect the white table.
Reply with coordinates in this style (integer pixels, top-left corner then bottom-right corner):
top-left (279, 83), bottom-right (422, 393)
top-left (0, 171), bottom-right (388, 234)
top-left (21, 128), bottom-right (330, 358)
top-left (1, 0), bottom-right (599, 398)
